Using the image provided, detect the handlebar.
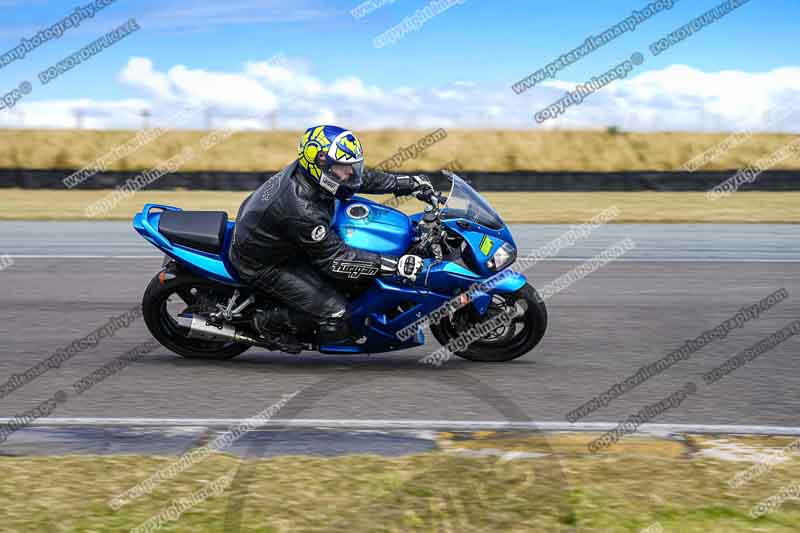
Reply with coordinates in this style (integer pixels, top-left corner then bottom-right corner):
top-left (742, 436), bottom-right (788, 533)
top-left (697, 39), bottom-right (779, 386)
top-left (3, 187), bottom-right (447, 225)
top-left (412, 170), bottom-right (452, 211)
top-left (414, 187), bottom-right (439, 205)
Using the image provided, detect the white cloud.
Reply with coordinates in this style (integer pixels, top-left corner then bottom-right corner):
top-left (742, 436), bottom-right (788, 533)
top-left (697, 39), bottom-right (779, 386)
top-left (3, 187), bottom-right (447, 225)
top-left (119, 57), bottom-right (172, 100)
top-left (313, 108), bottom-right (337, 125)
top-left (166, 64), bottom-right (278, 113)
top-left (1, 98), bottom-right (150, 129)
top-left (539, 65), bottom-right (800, 132)
top-left (433, 89), bottom-right (467, 102)
top-left (116, 57), bottom-right (278, 119)
top-left (329, 77), bottom-right (384, 101)
top-left (244, 61), bottom-right (323, 96)
top-left (7, 61), bottom-right (800, 132)
top-left (222, 117), bottom-right (269, 130)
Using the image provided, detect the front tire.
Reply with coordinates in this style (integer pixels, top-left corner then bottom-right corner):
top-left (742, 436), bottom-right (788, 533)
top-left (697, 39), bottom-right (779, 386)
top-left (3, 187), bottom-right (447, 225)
top-left (142, 273), bottom-right (251, 360)
top-left (430, 283), bottom-right (547, 362)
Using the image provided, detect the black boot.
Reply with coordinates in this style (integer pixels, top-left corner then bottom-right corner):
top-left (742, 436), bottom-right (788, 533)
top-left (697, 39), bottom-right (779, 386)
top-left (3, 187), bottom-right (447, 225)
top-left (253, 307), bottom-right (303, 354)
top-left (316, 318), bottom-right (352, 345)
top-left (253, 306), bottom-right (293, 334)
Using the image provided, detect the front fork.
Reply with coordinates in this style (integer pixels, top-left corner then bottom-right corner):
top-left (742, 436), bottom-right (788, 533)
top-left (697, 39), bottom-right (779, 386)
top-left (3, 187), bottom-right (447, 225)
top-left (454, 269), bottom-right (529, 318)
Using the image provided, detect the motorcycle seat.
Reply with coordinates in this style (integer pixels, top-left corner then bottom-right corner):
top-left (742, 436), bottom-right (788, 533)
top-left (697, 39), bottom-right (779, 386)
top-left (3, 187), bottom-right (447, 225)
top-left (158, 211), bottom-right (228, 254)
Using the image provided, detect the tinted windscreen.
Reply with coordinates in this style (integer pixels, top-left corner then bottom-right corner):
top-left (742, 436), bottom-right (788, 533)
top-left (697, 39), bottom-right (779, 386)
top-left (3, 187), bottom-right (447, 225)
top-left (440, 175), bottom-right (504, 230)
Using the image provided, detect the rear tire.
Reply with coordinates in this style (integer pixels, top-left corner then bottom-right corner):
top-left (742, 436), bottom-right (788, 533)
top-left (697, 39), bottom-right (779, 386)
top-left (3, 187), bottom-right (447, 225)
top-left (142, 273), bottom-right (251, 360)
top-left (430, 283), bottom-right (547, 362)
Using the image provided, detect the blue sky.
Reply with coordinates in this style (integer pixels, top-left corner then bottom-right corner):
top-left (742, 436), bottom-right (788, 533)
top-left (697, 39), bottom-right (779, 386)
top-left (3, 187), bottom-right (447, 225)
top-left (0, 0), bottom-right (797, 131)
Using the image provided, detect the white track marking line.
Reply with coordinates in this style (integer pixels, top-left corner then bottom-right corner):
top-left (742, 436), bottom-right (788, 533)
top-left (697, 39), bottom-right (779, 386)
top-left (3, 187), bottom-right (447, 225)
top-left (2, 418), bottom-right (800, 435)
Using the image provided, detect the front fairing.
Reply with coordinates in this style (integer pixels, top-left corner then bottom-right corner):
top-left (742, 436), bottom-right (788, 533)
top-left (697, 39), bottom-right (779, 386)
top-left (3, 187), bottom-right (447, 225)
top-left (442, 219), bottom-right (516, 279)
top-left (437, 175), bottom-right (517, 279)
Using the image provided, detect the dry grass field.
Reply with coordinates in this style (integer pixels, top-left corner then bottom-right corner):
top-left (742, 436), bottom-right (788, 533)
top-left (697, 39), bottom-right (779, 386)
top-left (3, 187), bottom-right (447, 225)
top-left (2, 189), bottom-right (798, 223)
top-left (1, 128), bottom-right (799, 172)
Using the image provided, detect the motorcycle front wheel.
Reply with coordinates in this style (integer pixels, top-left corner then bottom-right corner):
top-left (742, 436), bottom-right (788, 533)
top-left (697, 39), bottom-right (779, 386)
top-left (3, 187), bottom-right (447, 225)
top-left (430, 283), bottom-right (547, 363)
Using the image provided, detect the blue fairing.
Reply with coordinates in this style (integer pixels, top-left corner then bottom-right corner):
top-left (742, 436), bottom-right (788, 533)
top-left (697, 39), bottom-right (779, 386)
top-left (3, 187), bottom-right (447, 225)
top-left (441, 219), bottom-right (517, 279)
top-left (133, 194), bottom-right (527, 355)
top-left (133, 204), bottom-right (241, 285)
top-left (333, 196), bottom-right (412, 256)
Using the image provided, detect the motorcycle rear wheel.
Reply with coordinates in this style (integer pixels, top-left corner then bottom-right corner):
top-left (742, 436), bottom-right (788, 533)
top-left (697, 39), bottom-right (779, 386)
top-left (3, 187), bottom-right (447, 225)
top-left (430, 283), bottom-right (547, 363)
top-left (142, 273), bottom-right (251, 360)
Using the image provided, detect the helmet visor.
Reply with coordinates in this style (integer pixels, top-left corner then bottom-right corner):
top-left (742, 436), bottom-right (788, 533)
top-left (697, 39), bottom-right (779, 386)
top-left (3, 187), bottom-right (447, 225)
top-left (329, 160), bottom-right (364, 190)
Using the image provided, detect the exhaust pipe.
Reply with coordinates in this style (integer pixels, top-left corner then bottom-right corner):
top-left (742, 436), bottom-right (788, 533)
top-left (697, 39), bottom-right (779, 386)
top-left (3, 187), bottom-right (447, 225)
top-left (177, 314), bottom-right (258, 345)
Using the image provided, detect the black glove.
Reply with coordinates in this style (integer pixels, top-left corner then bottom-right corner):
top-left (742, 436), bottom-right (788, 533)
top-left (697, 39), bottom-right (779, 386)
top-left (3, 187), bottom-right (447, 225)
top-left (395, 175), bottom-right (433, 197)
top-left (410, 175), bottom-right (434, 200)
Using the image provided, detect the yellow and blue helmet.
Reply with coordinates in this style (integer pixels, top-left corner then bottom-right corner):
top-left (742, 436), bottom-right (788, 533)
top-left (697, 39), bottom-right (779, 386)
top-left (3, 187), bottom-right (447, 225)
top-left (298, 125), bottom-right (365, 199)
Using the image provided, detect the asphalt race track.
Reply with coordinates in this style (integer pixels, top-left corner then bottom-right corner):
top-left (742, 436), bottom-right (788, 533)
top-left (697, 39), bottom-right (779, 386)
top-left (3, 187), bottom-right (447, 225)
top-left (0, 222), bottom-right (798, 428)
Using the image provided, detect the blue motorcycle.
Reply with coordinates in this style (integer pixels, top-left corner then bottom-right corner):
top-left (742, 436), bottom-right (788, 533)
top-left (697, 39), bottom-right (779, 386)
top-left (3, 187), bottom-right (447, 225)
top-left (133, 171), bottom-right (547, 362)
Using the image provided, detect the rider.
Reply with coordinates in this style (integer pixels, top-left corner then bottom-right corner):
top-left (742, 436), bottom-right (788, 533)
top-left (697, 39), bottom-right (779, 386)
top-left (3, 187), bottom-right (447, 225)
top-left (228, 125), bottom-right (433, 348)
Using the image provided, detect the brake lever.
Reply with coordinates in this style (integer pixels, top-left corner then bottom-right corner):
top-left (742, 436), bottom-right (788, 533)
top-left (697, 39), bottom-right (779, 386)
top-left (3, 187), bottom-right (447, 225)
top-left (413, 188), bottom-right (436, 204)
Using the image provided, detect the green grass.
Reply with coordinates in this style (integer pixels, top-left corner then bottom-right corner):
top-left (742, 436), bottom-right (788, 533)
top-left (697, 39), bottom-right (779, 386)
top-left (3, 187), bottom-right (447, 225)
top-left (3, 433), bottom-right (800, 532)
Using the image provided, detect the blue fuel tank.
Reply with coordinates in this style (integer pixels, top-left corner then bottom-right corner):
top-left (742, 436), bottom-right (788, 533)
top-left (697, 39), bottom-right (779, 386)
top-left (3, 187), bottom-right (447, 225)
top-left (333, 196), bottom-right (413, 256)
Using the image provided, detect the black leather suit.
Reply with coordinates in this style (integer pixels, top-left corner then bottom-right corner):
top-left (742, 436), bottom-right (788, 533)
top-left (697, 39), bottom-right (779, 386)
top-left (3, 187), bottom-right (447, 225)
top-left (228, 160), bottom-right (416, 343)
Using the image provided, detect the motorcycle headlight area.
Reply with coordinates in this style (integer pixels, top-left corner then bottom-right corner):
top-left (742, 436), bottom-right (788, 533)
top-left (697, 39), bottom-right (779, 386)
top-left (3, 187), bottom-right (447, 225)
top-left (487, 242), bottom-right (517, 271)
